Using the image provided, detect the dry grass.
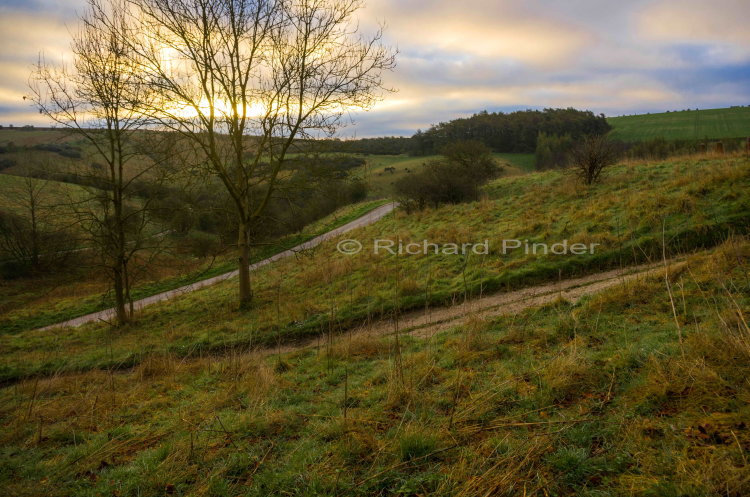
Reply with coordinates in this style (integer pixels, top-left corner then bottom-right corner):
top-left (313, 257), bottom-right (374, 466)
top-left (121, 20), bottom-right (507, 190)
top-left (447, 314), bottom-right (494, 364)
top-left (325, 332), bottom-right (390, 360)
top-left (445, 435), bottom-right (552, 497)
top-left (539, 342), bottom-right (595, 404)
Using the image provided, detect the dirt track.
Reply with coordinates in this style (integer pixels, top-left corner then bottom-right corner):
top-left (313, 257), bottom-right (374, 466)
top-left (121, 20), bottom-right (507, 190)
top-left (41, 203), bottom-right (397, 330)
top-left (272, 259), bottom-right (680, 355)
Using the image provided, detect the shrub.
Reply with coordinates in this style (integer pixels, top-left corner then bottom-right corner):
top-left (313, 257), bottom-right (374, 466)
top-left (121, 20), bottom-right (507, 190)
top-left (31, 143), bottom-right (82, 159)
top-left (0, 158), bottom-right (16, 171)
top-left (394, 161), bottom-right (478, 210)
top-left (570, 134), bottom-right (620, 185)
top-left (439, 139), bottom-right (498, 181)
top-left (184, 231), bottom-right (223, 258)
top-left (395, 140), bottom-right (500, 211)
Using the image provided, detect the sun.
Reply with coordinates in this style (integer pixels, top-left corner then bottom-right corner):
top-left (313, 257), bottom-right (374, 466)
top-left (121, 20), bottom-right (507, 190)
top-left (168, 97), bottom-right (269, 120)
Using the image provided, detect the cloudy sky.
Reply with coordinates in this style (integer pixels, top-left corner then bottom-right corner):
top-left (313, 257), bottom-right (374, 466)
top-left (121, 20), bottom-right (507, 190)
top-left (1, 0), bottom-right (749, 136)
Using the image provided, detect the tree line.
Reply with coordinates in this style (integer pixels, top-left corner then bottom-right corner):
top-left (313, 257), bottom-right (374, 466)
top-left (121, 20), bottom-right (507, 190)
top-left (310, 108), bottom-right (611, 156)
top-left (412, 108), bottom-right (610, 155)
top-left (314, 136), bottom-right (414, 155)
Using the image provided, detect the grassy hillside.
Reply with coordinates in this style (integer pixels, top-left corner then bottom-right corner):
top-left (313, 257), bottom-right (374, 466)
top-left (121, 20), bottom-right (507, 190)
top-left (1, 155), bottom-right (748, 382)
top-left (608, 106), bottom-right (750, 142)
top-left (1, 237), bottom-right (747, 496)
top-left (361, 153), bottom-right (533, 197)
top-left (0, 173), bottom-right (91, 218)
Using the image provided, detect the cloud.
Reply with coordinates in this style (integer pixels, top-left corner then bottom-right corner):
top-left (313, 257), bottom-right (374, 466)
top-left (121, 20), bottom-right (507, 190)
top-left (638, 0), bottom-right (750, 63)
top-left (362, 0), bottom-right (593, 68)
top-left (343, 0), bottom-right (750, 135)
top-left (0, 8), bottom-right (76, 124)
top-left (1, 0), bottom-right (749, 135)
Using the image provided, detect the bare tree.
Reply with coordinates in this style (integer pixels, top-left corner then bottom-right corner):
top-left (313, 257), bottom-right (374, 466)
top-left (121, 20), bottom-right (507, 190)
top-left (3, 176), bottom-right (47, 270)
top-left (127, 0), bottom-right (395, 307)
top-left (27, 0), bottom-right (164, 324)
top-left (570, 134), bottom-right (620, 185)
top-left (0, 169), bottom-right (80, 276)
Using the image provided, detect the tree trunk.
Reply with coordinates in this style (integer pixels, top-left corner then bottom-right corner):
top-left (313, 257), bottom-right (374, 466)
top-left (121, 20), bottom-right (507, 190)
top-left (238, 221), bottom-right (252, 308)
top-left (30, 203), bottom-right (40, 270)
top-left (113, 264), bottom-right (128, 325)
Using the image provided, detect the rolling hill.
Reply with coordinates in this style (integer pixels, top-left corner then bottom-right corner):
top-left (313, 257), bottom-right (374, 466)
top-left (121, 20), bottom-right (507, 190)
top-left (361, 153), bottom-right (535, 197)
top-left (608, 106), bottom-right (750, 142)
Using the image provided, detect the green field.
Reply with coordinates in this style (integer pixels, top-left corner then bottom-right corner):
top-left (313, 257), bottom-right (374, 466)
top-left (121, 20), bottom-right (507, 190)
top-left (608, 106), bottom-right (750, 142)
top-left (493, 152), bottom-right (536, 172)
top-left (0, 128), bottom-right (79, 147)
top-left (0, 173), bottom-right (90, 217)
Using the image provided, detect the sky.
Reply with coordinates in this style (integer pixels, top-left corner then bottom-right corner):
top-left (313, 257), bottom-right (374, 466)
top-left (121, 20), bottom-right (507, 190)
top-left (1, 0), bottom-right (749, 137)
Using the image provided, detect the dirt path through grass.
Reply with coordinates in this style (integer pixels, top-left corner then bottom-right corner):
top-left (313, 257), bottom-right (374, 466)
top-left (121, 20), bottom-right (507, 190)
top-left (272, 258), bottom-right (683, 355)
top-left (41, 202), bottom-right (397, 330)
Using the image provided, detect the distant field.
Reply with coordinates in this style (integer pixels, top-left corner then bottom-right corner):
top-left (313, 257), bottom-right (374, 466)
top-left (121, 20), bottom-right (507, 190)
top-left (493, 152), bottom-right (536, 172)
top-left (608, 106), bottom-right (750, 141)
top-left (0, 173), bottom-right (90, 218)
top-left (0, 128), bottom-right (78, 147)
top-left (360, 155), bottom-right (435, 197)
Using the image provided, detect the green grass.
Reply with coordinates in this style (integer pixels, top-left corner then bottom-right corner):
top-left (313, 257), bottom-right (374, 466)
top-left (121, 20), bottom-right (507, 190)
top-left (493, 152), bottom-right (536, 172)
top-left (608, 106), bottom-right (750, 141)
top-left (1, 155), bottom-right (748, 383)
top-left (362, 155), bottom-right (437, 196)
top-left (1, 240), bottom-right (747, 496)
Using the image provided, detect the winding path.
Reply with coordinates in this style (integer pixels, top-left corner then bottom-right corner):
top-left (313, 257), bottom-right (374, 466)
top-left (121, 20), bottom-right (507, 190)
top-left (41, 202), bottom-right (397, 330)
